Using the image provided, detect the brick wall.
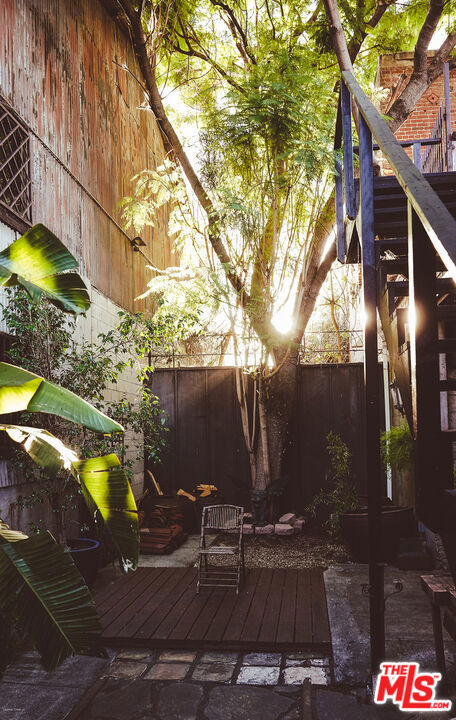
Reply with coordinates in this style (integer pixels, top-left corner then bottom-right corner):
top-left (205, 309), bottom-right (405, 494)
top-left (376, 52), bottom-right (456, 141)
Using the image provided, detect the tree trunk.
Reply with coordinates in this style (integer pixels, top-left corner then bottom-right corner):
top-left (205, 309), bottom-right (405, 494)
top-left (251, 351), bottom-right (300, 521)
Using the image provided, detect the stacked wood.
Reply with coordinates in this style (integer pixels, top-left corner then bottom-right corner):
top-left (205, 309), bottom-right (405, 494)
top-left (138, 501), bottom-right (187, 555)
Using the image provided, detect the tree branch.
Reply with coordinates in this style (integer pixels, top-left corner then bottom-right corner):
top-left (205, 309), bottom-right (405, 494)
top-left (171, 40), bottom-right (247, 94)
top-left (208, 0), bottom-right (257, 64)
top-left (348, 0), bottom-right (398, 61)
top-left (387, 3), bottom-right (456, 133)
top-left (115, 1), bottom-right (248, 303)
top-left (293, 192), bottom-right (336, 344)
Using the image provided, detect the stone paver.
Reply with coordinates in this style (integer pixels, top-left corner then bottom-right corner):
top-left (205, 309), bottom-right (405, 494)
top-left (204, 686), bottom-right (294, 720)
top-left (144, 662), bottom-right (190, 680)
top-left (285, 657), bottom-right (330, 667)
top-left (311, 657), bottom-right (330, 667)
top-left (0, 647), bottom-right (333, 719)
top-left (90, 679), bottom-right (153, 720)
top-left (237, 666), bottom-right (280, 685)
top-left (159, 650), bottom-right (197, 663)
top-left (0, 684), bottom-right (82, 720)
top-left (313, 688), bottom-right (404, 720)
top-left (285, 658), bottom-right (311, 667)
top-left (103, 660), bottom-right (147, 679)
top-left (116, 648), bottom-right (153, 661)
top-left (286, 651), bottom-right (322, 660)
top-left (243, 653), bottom-right (282, 666)
top-left (283, 666), bottom-right (329, 686)
top-left (199, 651), bottom-right (238, 664)
top-left (192, 663), bottom-right (235, 682)
top-left (157, 682), bottom-right (203, 720)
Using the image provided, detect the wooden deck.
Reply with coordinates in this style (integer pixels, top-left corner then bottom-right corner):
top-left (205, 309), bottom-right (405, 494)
top-left (95, 567), bottom-right (331, 651)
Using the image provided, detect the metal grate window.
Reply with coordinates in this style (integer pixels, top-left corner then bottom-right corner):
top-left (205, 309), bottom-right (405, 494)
top-left (0, 98), bottom-right (32, 224)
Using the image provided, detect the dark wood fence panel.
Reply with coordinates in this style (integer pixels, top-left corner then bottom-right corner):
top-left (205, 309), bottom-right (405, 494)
top-left (297, 364), bottom-right (367, 511)
top-left (149, 363), bottom-right (383, 511)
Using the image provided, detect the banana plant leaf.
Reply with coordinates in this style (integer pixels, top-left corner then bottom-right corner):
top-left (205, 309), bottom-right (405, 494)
top-left (0, 363), bottom-right (123, 434)
top-left (74, 455), bottom-right (139, 572)
top-left (0, 526), bottom-right (106, 671)
top-left (0, 224), bottom-right (90, 315)
top-left (0, 520), bottom-right (28, 542)
top-left (1, 426), bottom-right (139, 570)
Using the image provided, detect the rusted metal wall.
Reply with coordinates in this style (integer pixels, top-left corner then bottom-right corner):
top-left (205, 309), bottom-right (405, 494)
top-left (0, 0), bottom-right (173, 313)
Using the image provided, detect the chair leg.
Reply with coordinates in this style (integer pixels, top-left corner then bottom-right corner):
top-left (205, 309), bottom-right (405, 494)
top-left (196, 553), bottom-right (202, 594)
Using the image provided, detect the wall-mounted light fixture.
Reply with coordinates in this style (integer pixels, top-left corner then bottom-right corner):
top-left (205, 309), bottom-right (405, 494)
top-left (389, 379), bottom-right (405, 417)
top-left (129, 236), bottom-right (146, 252)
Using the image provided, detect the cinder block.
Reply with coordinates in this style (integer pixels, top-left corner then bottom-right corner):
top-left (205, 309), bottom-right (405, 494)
top-left (243, 524), bottom-right (254, 534)
top-left (293, 519), bottom-right (307, 532)
top-left (279, 513), bottom-right (296, 525)
top-left (255, 524), bottom-right (274, 535)
top-left (274, 523), bottom-right (294, 535)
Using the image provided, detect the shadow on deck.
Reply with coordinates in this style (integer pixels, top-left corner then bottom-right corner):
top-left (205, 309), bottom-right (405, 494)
top-left (94, 567), bottom-right (330, 651)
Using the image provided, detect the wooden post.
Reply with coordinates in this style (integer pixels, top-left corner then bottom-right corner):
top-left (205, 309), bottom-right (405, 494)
top-left (444, 63), bottom-right (452, 172)
top-left (407, 204), bottom-right (442, 528)
top-left (335, 97), bottom-right (346, 263)
top-left (335, 153), bottom-right (345, 262)
top-left (413, 142), bottom-right (422, 171)
top-left (359, 110), bottom-right (385, 673)
top-left (341, 80), bottom-right (355, 219)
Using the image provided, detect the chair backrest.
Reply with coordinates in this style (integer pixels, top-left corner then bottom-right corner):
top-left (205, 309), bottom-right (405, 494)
top-left (201, 504), bottom-right (244, 531)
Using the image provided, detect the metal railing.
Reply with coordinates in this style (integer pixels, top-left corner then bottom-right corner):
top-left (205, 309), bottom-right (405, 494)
top-left (422, 63), bottom-right (453, 173)
top-left (335, 67), bottom-right (456, 674)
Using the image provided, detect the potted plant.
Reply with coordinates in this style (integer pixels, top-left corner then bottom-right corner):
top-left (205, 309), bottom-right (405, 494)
top-left (308, 431), bottom-right (360, 536)
top-left (309, 431), bottom-right (414, 562)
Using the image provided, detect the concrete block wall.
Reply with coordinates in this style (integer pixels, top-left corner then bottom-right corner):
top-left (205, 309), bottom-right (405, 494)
top-left (72, 285), bottom-right (146, 500)
top-left (0, 274), bottom-right (147, 533)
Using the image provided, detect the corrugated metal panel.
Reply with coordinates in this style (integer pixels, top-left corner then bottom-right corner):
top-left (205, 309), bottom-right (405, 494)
top-left (0, 0), bottom-right (173, 314)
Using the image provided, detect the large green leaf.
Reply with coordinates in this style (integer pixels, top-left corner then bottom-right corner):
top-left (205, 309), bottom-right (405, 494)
top-left (0, 363), bottom-right (123, 434)
top-left (1, 427), bottom-right (139, 569)
top-left (1, 425), bottom-right (79, 474)
top-left (0, 224), bottom-right (90, 315)
top-left (0, 530), bottom-right (106, 671)
top-left (74, 455), bottom-right (139, 572)
top-left (0, 520), bottom-right (28, 542)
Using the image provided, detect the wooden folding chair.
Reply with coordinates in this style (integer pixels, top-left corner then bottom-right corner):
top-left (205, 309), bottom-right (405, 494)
top-left (196, 504), bottom-right (245, 594)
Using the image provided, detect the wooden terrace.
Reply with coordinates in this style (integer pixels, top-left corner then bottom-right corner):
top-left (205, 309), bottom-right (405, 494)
top-left (95, 567), bottom-right (330, 651)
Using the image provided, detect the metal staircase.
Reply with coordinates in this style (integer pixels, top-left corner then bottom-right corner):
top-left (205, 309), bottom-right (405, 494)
top-left (336, 69), bottom-right (456, 673)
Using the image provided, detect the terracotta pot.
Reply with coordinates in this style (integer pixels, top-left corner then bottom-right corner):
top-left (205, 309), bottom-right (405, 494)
top-left (339, 506), bottom-right (415, 563)
top-left (68, 538), bottom-right (100, 589)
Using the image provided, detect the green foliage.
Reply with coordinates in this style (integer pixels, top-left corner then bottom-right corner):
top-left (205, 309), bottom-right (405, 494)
top-left (0, 527), bottom-right (106, 671)
top-left (120, 0), bottom-right (433, 358)
top-left (380, 423), bottom-right (414, 473)
top-left (2, 290), bottom-right (168, 542)
top-left (308, 431), bottom-right (359, 536)
top-left (0, 224), bottom-right (90, 315)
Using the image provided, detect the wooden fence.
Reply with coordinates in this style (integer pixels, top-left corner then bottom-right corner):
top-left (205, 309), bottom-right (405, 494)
top-left (148, 363), bottom-right (385, 512)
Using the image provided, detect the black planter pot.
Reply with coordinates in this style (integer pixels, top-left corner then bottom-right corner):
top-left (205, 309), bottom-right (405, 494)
top-left (68, 538), bottom-right (100, 589)
top-left (339, 506), bottom-right (415, 563)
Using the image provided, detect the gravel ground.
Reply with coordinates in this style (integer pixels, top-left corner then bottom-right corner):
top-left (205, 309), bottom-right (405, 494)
top-left (209, 528), bottom-right (351, 569)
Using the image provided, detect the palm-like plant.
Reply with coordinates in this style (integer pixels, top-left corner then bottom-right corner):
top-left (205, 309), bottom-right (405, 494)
top-left (0, 225), bottom-right (139, 670)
